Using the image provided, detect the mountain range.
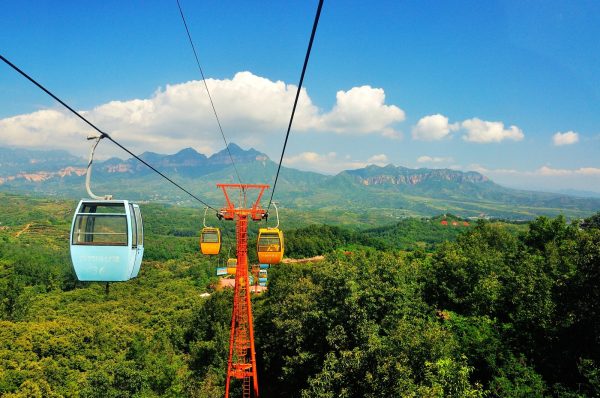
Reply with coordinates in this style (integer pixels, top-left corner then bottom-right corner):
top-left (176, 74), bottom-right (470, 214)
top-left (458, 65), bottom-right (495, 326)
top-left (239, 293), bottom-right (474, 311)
top-left (1, 143), bottom-right (599, 220)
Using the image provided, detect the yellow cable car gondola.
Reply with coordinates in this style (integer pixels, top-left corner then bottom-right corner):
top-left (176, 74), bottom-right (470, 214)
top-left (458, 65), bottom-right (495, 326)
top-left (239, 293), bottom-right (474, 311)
top-left (227, 258), bottom-right (237, 275)
top-left (257, 228), bottom-right (284, 264)
top-left (200, 227), bottom-right (221, 255)
top-left (257, 202), bottom-right (284, 264)
top-left (200, 207), bottom-right (221, 255)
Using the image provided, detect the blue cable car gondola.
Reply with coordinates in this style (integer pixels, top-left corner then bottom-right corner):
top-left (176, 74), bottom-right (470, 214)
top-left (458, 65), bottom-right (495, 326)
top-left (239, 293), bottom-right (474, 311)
top-left (70, 200), bottom-right (143, 281)
top-left (69, 135), bottom-right (144, 282)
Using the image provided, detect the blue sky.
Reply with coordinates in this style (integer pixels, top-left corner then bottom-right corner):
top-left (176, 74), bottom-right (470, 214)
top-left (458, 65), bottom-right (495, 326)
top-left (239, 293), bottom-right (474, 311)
top-left (1, 0), bottom-right (600, 193)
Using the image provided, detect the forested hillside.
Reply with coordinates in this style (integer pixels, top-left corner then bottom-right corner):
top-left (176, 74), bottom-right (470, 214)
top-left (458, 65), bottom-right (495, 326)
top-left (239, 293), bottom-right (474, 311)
top-left (0, 193), bottom-right (599, 397)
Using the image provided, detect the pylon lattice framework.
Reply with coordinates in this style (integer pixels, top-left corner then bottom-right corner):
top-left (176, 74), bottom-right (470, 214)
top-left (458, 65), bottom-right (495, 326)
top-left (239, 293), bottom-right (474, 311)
top-left (218, 184), bottom-right (268, 398)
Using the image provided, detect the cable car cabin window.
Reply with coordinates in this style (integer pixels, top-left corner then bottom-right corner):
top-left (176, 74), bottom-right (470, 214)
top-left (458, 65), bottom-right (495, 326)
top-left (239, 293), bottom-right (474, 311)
top-left (201, 231), bottom-right (219, 243)
top-left (72, 203), bottom-right (128, 246)
top-left (133, 206), bottom-right (143, 245)
top-left (129, 204), bottom-right (138, 248)
top-left (258, 234), bottom-right (281, 252)
top-left (80, 203), bottom-right (125, 214)
top-left (72, 215), bottom-right (128, 245)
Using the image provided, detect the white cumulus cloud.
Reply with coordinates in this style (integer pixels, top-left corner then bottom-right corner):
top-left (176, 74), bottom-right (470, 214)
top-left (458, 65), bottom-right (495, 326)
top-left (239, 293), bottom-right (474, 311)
top-left (417, 155), bottom-right (453, 163)
top-left (318, 86), bottom-right (405, 138)
top-left (283, 151), bottom-right (389, 174)
top-left (411, 115), bottom-right (525, 144)
top-left (0, 73), bottom-right (405, 157)
top-left (467, 164), bottom-right (519, 175)
top-left (537, 166), bottom-right (600, 176)
top-left (465, 164), bottom-right (600, 178)
top-left (367, 154), bottom-right (389, 164)
top-left (458, 164), bottom-right (600, 192)
top-left (461, 118), bottom-right (524, 143)
top-left (578, 167), bottom-right (600, 175)
top-left (537, 166), bottom-right (573, 176)
top-left (412, 114), bottom-right (458, 141)
top-left (552, 131), bottom-right (579, 146)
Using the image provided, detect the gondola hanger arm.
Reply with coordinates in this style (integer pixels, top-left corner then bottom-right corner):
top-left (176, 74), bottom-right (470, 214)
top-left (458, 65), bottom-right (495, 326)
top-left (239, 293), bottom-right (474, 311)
top-left (85, 135), bottom-right (112, 200)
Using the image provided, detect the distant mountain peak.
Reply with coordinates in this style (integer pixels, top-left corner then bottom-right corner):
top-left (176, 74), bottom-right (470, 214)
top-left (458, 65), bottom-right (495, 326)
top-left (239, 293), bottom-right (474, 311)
top-left (138, 150), bottom-right (161, 159)
top-left (226, 142), bottom-right (243, 152)
top-left (171, 147), bottom-right (207, 161)
top-left (175, 147), bottom-right (201, 155)
top-left (209, 142), bottom-right (269, 164)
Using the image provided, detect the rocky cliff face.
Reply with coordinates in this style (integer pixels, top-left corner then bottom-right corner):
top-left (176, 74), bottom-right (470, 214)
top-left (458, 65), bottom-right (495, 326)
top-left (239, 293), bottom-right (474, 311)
top-left (104, 163), bottom-right (132, 173)
top-left (345, 166), bottom-right (489, 186)
top-left (0, 167), bottom-right (86, 185)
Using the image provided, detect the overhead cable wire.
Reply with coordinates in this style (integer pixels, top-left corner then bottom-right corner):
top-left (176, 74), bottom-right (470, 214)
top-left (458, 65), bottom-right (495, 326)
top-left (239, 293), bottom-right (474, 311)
top-left (267, 0), bottom-right (324, 211)
top-left (175, 0), bottom-right (244, 187)
top-left (0, 54), bottom-right (218, 211)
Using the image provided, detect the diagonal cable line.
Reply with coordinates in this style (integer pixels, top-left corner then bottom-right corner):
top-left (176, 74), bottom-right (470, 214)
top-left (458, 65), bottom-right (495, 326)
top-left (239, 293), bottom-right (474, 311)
top-left (1, 54), bottom-right (218, 211)
top-left (175, 0), bottom-right (244, 187)
top-left (267, 0), bottom-right (324, 211)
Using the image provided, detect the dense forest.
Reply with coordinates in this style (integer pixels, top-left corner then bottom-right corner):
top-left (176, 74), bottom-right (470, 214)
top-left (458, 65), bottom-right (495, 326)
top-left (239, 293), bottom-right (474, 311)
top-left (0, 193), bottom-right (599, 397)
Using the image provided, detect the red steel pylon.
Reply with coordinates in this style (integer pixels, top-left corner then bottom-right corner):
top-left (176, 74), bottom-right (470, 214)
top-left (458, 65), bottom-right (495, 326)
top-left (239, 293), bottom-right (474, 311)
top-left (218, 184), bottom-right (268, 398)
